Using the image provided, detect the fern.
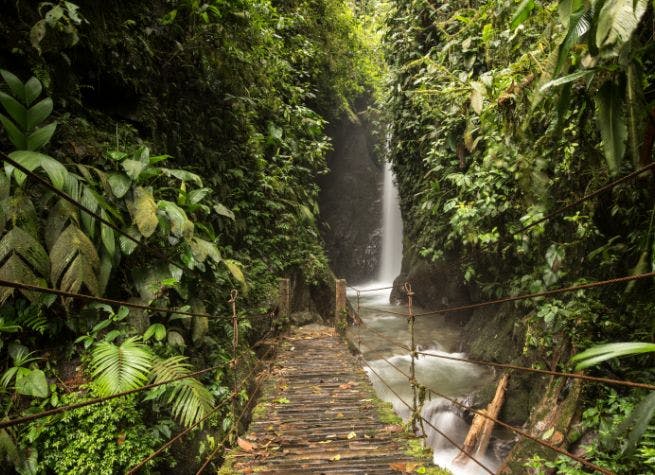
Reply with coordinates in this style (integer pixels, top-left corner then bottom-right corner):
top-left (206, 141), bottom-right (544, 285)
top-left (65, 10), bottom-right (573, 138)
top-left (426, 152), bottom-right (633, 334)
top-left (151, 356), bottom-right (215, 427)
top-left (90, 338), bottom-right (153, 396)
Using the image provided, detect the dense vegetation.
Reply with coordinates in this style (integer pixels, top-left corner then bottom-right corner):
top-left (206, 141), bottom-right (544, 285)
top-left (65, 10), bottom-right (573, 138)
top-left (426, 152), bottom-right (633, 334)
top-left (0, 1), bottom-right (375, 473)
top-left (382, 0), bottom-right (655, 472)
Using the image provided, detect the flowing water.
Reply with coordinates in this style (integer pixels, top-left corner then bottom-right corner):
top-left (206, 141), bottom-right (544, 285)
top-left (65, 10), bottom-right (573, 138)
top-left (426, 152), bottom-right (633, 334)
top-left (346, 164), bottom-right (501, 474)
top-left (378, 161), bottom-right (403, 282)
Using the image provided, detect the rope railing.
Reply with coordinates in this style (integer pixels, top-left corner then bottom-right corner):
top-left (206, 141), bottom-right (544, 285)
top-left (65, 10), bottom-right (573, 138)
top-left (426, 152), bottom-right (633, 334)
top-left (127, 343), bottom-right (276, 474)
top-left (362, 358), bottom-right (496, 474)
top-left (355, 321), bottom-right (655, 391)
top-left (0, 278), bottom-right (271, 322)
top-left (195, 350), bottom-right (275, 475)
top-left (1, 151), bottom-right (189, 274)
top-left (350, 277), bottom-right (650, 474)
top-left (378, 356), bottom-right (614, 475)
top-left (0, 363), bottom-right (223, 430)
top-left (355, 270), bottom-right (655, 319)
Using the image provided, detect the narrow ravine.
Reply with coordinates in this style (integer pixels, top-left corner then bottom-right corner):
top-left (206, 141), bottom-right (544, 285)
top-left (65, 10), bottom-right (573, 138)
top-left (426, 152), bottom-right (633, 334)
top-left (346, 165), bottom-right (501, 474)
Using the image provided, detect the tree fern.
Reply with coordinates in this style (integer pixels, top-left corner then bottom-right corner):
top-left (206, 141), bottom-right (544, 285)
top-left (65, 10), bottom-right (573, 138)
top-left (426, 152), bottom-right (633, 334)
top-left (151, 356), bottom-right (215, 427)
top-left (90, 338), bottom-right (153, 396)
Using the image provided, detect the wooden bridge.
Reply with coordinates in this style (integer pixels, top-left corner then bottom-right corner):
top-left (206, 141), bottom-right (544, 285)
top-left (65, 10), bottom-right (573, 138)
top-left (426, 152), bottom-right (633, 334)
top-left (219, 325), bottom-right (434, 474)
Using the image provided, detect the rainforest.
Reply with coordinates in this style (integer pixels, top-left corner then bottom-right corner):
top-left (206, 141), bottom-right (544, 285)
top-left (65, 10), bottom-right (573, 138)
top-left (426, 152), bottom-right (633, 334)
top-left (0, 0), bottom-right (654, 474)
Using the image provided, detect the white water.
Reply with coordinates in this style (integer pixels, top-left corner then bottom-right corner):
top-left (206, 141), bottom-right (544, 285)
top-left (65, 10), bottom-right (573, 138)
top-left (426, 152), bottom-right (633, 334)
top-left (344, 161), bottom-right (501, 474)
top-left (378, 161), bottom-right (403, 282)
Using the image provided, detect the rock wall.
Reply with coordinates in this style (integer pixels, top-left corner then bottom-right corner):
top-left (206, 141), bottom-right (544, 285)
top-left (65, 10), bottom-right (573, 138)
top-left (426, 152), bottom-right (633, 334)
top-left (318, 114), bottom-right (382, 284)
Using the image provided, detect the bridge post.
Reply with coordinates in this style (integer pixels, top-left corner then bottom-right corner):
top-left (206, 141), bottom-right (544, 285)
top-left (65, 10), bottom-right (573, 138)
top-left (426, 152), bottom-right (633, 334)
top-left (278, 278), bottom-right (290, 322)
top-left (335, 279), bottom-right (347, 332)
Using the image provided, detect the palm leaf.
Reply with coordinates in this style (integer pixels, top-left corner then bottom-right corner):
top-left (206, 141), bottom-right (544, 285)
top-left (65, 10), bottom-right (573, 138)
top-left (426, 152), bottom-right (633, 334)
top-left (151, 356), bottom-right (215, 427)
top-left (90, 337), bottom-right (153, 396)
top-left (50, 223), bottom-right (100, 295)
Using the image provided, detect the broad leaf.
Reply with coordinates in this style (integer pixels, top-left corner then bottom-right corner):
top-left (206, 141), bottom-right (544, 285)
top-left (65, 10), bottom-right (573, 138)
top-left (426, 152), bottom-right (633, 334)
top-left (0, 226), bottom-right (49, 277)
top-left (190, 237), bottom-right (221, 263)
top-left (213, 203), bottom-right (235, 220)
top-left (158, 200), bottom-right (194, 240)
top-left (0, 69), bottom-right (25, 101)
top-left (596, 0), bottom-right (647, 53)
top-left (571, 341), bottom-right (655, 369)
top-left (107, 172), bottom-right (131, 198)
top-left (26, 97), bottom-right (53, 131)
top-left (27, 122), bottom-right (57, 151)
top-left (223, 259), bottom-right (247, 293)
top-left (131, 186), bottom-right (158, 238)
top-left (0, 91), bottom-right (27, 128)
top-left (122, 159), bottom-right (147, 180)
top-left (511, 0), bottom-right (536, 29)
top-left (595, 80), bottom-right (627, 175)
top-left (50, 224), bottom-right (100, 295)
top-left (0, 113), bottom-right (26, 149)
top-left (15, 368), bottom-right (48, 398)
top-left (23, 77), bottom-right (43, 106)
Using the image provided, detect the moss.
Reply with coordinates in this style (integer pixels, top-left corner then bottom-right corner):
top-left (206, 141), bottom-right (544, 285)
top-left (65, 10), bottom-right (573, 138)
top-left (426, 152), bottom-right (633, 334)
top-left (376, 399), bottom-right (403, 425)
top-left (403, 438), bottom-right (453, 475)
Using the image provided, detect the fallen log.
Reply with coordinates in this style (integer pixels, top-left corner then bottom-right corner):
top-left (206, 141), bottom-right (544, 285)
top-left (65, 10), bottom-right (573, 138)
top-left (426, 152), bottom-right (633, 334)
top-left (453, 372), bottom-right (510, 465)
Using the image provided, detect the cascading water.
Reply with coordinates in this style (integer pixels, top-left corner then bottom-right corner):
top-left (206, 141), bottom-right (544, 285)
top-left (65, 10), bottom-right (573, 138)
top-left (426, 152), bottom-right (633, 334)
top-left (378, 161), bottom-right (403, 282)
top-left (345, 162), bottom-right (503, 473)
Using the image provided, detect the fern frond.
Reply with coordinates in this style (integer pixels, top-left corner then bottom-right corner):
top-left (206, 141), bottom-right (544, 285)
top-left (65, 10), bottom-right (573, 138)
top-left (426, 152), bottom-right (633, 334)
top-left (151, 356), bottom-right (215, 427)
top-left (90, 337), bottom-right (153, 396)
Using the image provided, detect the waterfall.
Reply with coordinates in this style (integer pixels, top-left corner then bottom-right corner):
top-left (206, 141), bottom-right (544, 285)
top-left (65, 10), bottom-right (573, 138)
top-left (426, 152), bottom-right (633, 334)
top-left (378, 161), bottom-right (403, 282)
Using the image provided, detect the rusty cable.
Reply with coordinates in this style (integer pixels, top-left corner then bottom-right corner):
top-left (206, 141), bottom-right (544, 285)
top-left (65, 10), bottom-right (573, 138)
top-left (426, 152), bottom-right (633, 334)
top-left (414, 271), bottom-right (655, 318)
top-left (195, 346), bottom-right (275, 474)
top-left (414, 351), bottom-right (655, 391)
top-left (0, 278), bottom-right (271, 322)
top-left (0, 151), bottom-right (189, 273)
top-left (128, 343), bottom-right (276, 474)
top-left (0, 363), bottom-right (223, 429)
top-left (379, 358), bottom-right (614, 475)
top-left (361, 358), bottom-right (495, 474)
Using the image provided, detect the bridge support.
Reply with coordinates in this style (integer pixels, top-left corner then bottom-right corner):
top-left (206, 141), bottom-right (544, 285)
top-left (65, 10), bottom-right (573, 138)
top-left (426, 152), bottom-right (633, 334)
top-left (335, 278), bottom-right (347, 332)
top-left (278, 278), bottom-right (290, 322)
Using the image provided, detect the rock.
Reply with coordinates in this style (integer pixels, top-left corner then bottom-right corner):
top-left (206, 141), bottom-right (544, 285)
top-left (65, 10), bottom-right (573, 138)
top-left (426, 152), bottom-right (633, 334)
top-left (290, 311), bottom-right (323, 326)
top-left (318, 107), bottom-right (383, 283)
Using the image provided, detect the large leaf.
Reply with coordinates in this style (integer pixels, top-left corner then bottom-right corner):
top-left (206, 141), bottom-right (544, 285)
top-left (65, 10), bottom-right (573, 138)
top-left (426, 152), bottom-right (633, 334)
top-left (0, 91), bottom-right (27, 129)
top-left (540, 69), bottom-right (594, 92)
top-left (158, 200), bottom-right (194, 240)
top-left (0, 114), bottom-right (26, 150)
top-left (122, 159), bottom-right (147, 181)
top-left (50, 224), bottom-right (100, 295)
top-left (571, 341), bottom-right (655, 369)
top-left (130, 186), bottom-right (158, 238)
top-left (160, 167), bottom-right (203, 186)
top-left (27, 122), bottom-right (57, 151)
top-left (15, 368), bottom-right (48, 398)
top-left (223, 259), bottom-right (247, 293)
top-left (90, 337), bottom-right (153, 396)
top-left (107, 172), bottom-right (131, 198)
top-left (45, 199), bottom-right (79, 251)
top-left (0, 226), bottom-right (49, 277)
top-left (190, 237), bottom-right (222, 263)
top-left (151, 356), bottom-right (215, 427)
top-left (511, 0), bottom-right (536, 29)
top-left (213, 203), bottom-right (235, 220)
top-left (0, 254), bottom-right (44, 304)
top-left (0, 69), bottom-right (25, 101)
top-left (7, 151), bottom-right (69, 191)
top-left (26, 97), bottom-right (53, 131)
top-left (596, 0), bottom-right (647, 53)
top-left (595, 80), bottom-right (627, 176)
top-left (23, 77), bottom-right (43, 107)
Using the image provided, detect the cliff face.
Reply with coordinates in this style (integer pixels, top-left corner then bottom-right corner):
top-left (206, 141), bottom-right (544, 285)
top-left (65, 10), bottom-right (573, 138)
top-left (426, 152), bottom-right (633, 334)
top-left (318, 115), bottom-right (382, 284)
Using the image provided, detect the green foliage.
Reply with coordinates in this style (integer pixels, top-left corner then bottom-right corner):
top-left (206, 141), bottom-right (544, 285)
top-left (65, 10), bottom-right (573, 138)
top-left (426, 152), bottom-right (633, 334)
top-left (24, 394), bottom-right (164, 475)
top-left (380, 0), bottom-right (654, 470)
top-left (90, 337), bottom-right (153, 395)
